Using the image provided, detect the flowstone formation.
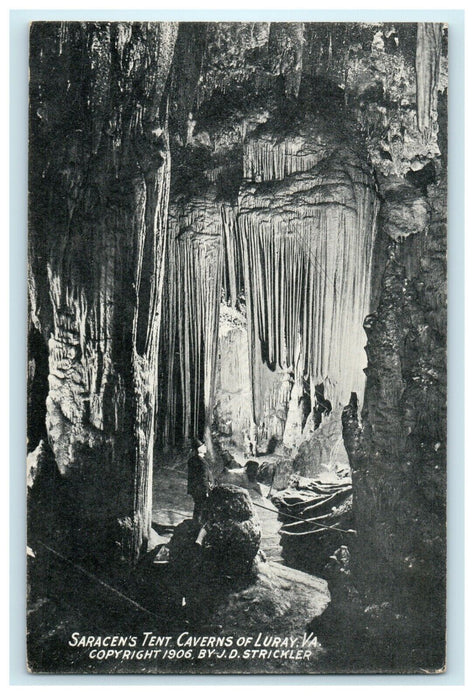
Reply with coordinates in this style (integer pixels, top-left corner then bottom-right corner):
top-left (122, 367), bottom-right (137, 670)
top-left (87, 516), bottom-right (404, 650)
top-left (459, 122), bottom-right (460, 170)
top-left (340, 177), bottom-right (447, 671)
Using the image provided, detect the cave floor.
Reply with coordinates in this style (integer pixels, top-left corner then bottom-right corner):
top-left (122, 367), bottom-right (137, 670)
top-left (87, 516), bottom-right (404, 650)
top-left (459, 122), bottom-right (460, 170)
top-left (28, 452), bottom-right (334, 675)
top-left (151, 458), bottom-right (283, 562)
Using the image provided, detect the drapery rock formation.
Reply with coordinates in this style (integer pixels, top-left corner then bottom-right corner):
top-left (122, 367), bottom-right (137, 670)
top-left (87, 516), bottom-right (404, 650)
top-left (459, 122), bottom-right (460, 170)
top-left (160, 119), bottom-right (378, 461)
top-left (159, 66), bottom-right (380, 472)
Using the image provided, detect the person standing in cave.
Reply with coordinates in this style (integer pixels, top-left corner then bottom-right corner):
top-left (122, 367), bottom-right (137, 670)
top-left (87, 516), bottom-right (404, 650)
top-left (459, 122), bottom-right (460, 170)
top-left (187, 438), bottom-right (214, 525)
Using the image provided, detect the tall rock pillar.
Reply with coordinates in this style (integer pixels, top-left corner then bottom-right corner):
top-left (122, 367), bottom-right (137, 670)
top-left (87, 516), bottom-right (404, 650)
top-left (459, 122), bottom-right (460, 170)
top-left (28, 22), bottom-right (178, 565)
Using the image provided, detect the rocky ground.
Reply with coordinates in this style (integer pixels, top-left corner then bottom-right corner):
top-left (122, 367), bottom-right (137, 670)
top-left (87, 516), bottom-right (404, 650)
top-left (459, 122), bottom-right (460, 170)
top-left (27, 479), bottom-right (331, 675)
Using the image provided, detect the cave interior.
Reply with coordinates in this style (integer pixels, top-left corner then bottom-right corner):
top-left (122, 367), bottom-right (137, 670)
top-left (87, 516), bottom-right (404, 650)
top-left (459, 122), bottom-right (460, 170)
top-left (27, 21), bottom-right (447, 674)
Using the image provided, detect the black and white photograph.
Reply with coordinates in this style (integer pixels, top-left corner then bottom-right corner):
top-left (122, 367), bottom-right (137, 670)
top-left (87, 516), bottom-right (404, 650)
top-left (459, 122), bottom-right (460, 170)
top-left (26, 20), bottom-right (448, 675)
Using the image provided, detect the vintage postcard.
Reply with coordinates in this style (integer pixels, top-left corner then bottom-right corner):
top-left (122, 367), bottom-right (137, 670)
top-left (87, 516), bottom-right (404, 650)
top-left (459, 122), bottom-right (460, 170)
top-left (27, 20), bottom-right (447, 674)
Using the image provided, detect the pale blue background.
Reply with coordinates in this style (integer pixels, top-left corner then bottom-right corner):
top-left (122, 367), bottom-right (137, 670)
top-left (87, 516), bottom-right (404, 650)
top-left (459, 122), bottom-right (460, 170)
top-left (10, 8), bottom-right (464, 686)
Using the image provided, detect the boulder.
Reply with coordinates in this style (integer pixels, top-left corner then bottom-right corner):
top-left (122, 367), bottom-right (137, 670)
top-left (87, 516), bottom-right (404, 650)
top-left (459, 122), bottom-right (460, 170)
top-left (203, 485), bottom-right (261, 578)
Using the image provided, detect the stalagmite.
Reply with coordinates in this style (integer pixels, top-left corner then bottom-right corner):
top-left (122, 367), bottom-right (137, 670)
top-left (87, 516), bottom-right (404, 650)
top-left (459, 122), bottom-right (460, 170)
top-left (26, 21), bottom-right (449, 677)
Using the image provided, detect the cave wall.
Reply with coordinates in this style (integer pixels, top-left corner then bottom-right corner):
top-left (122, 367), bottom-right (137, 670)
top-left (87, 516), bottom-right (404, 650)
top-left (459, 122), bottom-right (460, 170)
top-left (341, 24), bottom-right (447, 663)
top-left (28, 21), bottom-right (178, 564)
top-left (341, 176), bottom-right (446, 666)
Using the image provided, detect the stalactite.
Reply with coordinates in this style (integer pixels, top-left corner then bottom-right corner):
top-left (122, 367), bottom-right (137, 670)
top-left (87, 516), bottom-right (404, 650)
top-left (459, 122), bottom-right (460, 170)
top-left (221, 204), bottom-right (242, 307)
top-left (162, 198), bottom-right (225, 443)
top-left (242, 121), bottom-right (340, 183)
top-left (268, 22), bottom-right (304, 98)
top-left (243, 136), bottom-right (331, 182)
top-left (416, 22), bottom-right (443, 140)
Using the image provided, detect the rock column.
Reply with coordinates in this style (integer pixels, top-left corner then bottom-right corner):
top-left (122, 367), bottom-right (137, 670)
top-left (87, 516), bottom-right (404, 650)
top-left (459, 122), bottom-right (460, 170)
top-left (28, 21), bottom-right (178, 564)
